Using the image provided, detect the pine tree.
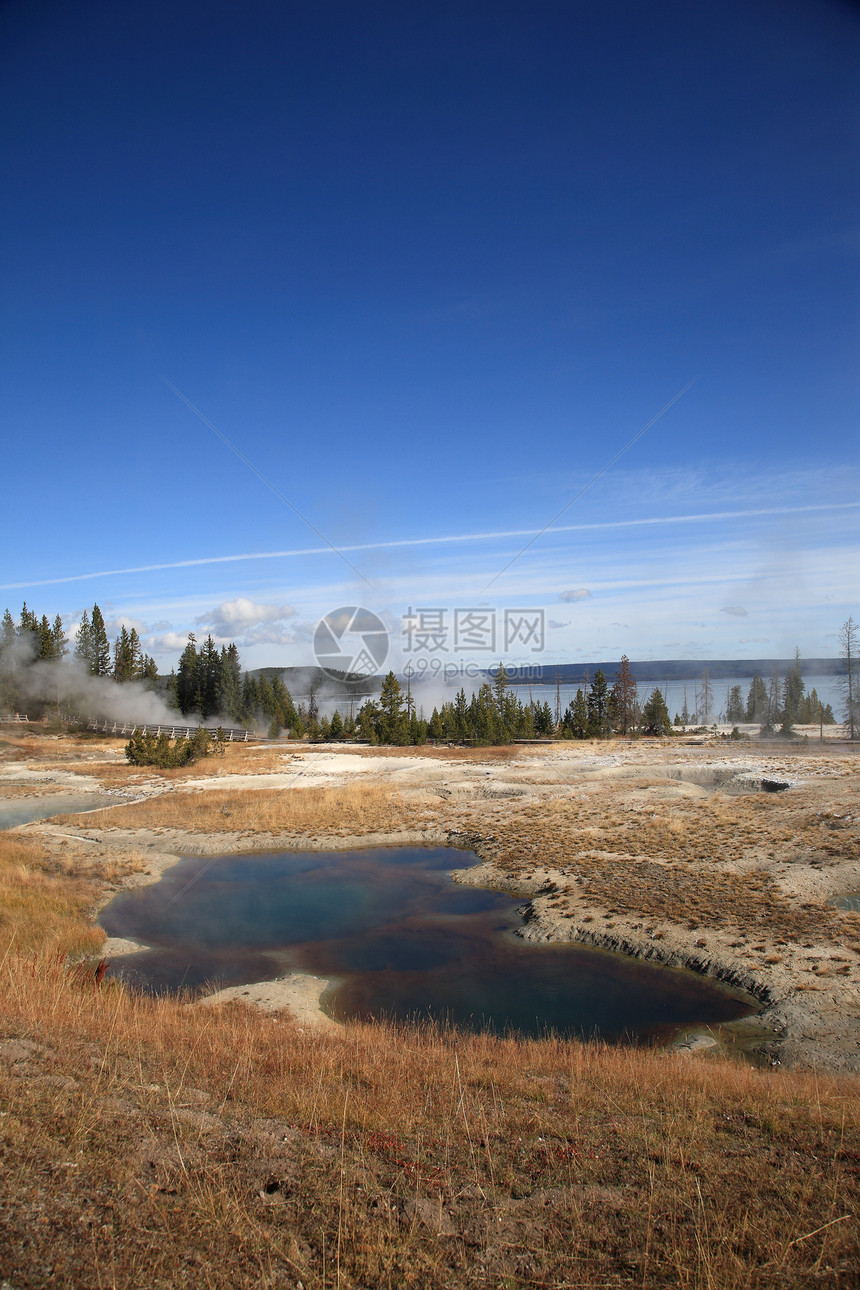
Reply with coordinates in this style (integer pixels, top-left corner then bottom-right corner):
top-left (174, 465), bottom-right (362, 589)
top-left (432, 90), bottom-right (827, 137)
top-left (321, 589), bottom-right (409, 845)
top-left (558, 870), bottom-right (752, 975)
top-left (196, 636), bottom-right (221, 718)
top-left (781, 649), bottom-right (805, 729)
top-left (357, 700), bottom-right (376, 743)
top-left (113, 627), bottom-right (135, 682)
top-left (452, 688), bottom-right (468, 742)
top-left (473, 683), bottom-right (503, 743)
top-left (587, 669), bottom-right (610, 737)
top-left (241, 672), bottom-right (259, 723)
top-left (0, 609), bottom-right (17, 710)
top-left (726, 685), bottom-right (745, 724)
top-left (74, 610), bottom-right (93, 672)
top-left (270, 676), bottom-right (296, 732)
top-left (766, 665), bottom-right (781, 730)
top-left (51, 614), bottom-right (67, 659)
top-left (745, 674), bottom-right (768, 723)
top-left (257, 676), bottom-right (276, 720)
top-left (800, 687), bottom-right (834, 727)
top-left (565, 689), bottom-right (589, 738)
top-left (217, 644), bottom-right (243, 722)
top-left (19, 603), bottom-right (37, 637)
top-left (377, 671), bottom-right (406, 744)
top-left (90, 606), bottom-right (111, 677)
top-left (37, 614), bottom-right (56, 660)
top-left (532, 699), bottom-right (554, 736)
top-left (610, 655), bottom-right (637, 736)
top-left (493, 662), bottom-right (509, 715)
top-left (176, 635), bottom-right (199, 715)
top-left (641, 687), bottom-right (672, 735)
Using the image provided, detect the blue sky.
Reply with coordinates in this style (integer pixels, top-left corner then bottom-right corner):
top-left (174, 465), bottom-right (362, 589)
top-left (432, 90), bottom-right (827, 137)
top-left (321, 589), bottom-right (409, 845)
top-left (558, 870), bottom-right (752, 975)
top-left (1, 0), bottom-right (858, 674)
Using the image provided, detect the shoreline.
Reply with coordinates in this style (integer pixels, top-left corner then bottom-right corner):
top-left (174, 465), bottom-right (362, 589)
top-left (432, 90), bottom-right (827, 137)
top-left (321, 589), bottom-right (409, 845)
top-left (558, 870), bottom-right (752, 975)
top-left (10, 739), bottom-right (860, 1069)
top-left (26, 818), bottom-right (860, 1068)
top-left (98, 838), bottom-right (762, 1050)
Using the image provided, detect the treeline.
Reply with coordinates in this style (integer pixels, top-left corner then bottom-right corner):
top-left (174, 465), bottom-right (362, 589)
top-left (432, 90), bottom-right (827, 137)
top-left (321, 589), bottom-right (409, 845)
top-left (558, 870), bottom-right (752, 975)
top-left (0, 601), bottom-right (845, 743)
top-left (720, 652), bottom-right (835, 732)
top-left (339, 655), bottom-right (837, 748)
top-left (75, 607), bottom-right (159, 682)
top-left (171, 634), bottom-right (304, 734)
top-left (336, 660), bottom-right (669, 746)
top-left (0, 602), bottom-right (160, 717)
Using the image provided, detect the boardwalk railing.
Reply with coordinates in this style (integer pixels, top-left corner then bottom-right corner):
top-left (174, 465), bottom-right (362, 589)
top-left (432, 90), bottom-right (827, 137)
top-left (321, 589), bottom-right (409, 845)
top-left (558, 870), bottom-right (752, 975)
top-left (83, 720), bottom-right (254, 741)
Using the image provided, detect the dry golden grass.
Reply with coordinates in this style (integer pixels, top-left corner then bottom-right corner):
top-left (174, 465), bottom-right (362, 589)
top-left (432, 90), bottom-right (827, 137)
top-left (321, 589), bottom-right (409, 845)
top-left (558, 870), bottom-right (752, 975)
top-left (139, 742), bottom-right (299, 779)
top-left (0, 832), bottom-right (105, 957)
top-left (2, 946), bottom-right (859, 1289)
top-left (53, 782), bottom-right (419, 837)
top-left (460, 786), bottom-right (860, 944)
top-left (2, 730), bottom-right (307, 790)
top-left (2, 793), bottom-right (860, 1286)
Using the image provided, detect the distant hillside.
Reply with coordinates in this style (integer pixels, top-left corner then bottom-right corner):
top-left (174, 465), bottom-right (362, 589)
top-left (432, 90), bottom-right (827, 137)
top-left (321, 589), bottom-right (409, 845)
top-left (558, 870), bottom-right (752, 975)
top-left (252, 658), bottom-right (843, 696)
top-left (500, 659), bottom-right (844, 684)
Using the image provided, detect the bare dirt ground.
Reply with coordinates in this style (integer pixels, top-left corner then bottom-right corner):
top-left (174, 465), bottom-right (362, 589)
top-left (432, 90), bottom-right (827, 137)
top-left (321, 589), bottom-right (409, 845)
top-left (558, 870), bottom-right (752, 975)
top-left (4, 731), bottom-right (860, 1071)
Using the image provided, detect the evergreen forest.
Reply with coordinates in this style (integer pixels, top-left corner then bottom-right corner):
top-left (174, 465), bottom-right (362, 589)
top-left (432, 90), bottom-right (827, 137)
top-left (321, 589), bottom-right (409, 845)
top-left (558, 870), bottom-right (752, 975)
top-left (0, 603), bottom-right (843, 747)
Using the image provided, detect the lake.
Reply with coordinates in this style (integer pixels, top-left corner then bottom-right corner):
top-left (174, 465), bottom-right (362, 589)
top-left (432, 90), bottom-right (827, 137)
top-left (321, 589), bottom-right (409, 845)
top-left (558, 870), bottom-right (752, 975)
top-left (101, 846), bottom-right (755, 1044)
top-left (501, 675), bottom-right (843, 722)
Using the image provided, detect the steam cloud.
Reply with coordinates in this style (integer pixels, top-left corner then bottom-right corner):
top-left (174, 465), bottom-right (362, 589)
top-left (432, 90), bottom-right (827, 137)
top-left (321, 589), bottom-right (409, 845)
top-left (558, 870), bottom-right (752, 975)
top-left (4, 635), bottom-right (181, 726)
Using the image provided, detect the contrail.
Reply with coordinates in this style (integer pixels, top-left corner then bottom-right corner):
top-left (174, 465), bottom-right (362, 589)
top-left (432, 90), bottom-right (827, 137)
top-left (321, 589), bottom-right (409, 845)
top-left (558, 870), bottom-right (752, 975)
top-left (481, 378), bottom-right (699, 591)
top-left (162, 378), bottom-right (375, 590)
top-left (2, 500), bottom-right (857, 592)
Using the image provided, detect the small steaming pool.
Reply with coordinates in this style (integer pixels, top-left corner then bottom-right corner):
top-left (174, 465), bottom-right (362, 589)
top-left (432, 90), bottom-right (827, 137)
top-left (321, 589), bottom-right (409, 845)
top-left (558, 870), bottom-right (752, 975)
top-left (101, 847), bottom-right (755, 1043)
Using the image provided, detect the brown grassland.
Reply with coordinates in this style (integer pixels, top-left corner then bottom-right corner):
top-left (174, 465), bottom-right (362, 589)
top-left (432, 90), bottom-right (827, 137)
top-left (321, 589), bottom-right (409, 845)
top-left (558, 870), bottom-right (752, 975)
top-left (1, 733), bottom-right (860, 1287)
top-left (54, 782), bottom-right (421, 839)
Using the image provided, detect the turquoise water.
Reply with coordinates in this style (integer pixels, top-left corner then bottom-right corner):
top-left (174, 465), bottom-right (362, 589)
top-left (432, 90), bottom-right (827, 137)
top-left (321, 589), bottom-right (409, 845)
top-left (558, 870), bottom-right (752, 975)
top-left (101, 846), bottom-right (755, 1043)
top-left (0, 793), bottom-right (112, 829)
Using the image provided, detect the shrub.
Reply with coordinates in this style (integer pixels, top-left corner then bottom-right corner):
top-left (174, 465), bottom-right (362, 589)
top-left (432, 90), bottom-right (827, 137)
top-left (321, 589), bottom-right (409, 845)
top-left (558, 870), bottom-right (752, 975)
top-left (125, 726), bottom-right (217, 767)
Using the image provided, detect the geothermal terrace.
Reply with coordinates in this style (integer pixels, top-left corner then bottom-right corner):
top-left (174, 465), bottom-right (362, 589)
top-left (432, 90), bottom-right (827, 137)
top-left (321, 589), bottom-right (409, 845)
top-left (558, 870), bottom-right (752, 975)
top-left (7, 731), bottom-right (860, 1071)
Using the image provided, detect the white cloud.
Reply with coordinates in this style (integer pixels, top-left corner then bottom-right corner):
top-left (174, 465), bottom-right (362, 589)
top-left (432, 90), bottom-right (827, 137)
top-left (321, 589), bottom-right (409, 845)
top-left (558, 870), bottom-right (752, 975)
top-left (560, 588), bottom-right (592, 603)
top-left (104, 615), bottom-right (147, 636)
top-left (149, 631), bottom-right (193, 652)
top-left (720, 605), bottom-right (748, 617)
top-left (197, 598), bottom-right (296, 632)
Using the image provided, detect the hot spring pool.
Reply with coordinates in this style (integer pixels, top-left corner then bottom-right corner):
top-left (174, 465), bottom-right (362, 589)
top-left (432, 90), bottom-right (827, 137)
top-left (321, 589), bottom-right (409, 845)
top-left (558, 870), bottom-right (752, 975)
top-left (101, 846), bottom-right (755, 1044)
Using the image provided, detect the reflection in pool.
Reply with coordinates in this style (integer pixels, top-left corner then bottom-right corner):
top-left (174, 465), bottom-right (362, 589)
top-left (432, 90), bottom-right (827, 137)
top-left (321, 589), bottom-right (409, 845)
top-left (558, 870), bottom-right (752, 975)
top-left (101, 847), bottom-right (755, 1044)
